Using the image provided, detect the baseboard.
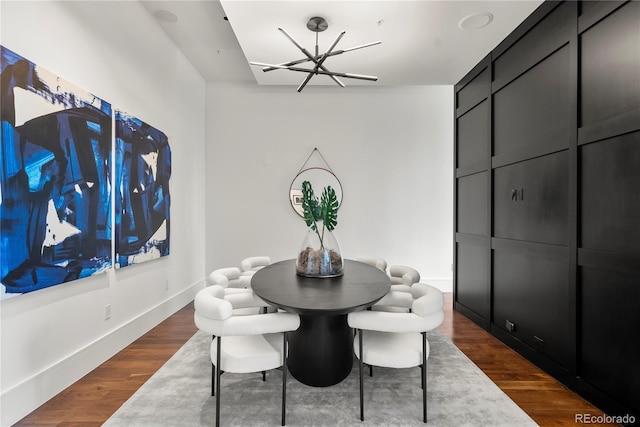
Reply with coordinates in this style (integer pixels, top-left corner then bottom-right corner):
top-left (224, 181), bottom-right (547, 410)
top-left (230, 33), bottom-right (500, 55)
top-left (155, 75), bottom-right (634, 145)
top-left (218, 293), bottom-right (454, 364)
top-left (490, 326), bottom-right (573, 385)
top-left (0, 280), bottom-right (203, 426)
top-left (454, 302), bottom-right (490, 331)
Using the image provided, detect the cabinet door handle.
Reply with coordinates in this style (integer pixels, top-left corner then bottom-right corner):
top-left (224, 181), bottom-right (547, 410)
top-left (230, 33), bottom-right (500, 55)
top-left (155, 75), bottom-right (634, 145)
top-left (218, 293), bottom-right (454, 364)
top-left (511, 188), bottom-right (524, 201)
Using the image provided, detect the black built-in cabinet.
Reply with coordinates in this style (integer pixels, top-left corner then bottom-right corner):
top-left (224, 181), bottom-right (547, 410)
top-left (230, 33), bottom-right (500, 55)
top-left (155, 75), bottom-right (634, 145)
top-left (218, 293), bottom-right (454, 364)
top-left (454, 0), bottom-right (640, 420)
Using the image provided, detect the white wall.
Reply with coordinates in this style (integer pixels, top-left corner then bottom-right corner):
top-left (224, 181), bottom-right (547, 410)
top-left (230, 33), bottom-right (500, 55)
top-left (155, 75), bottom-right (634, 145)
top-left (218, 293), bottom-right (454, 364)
top-left (0, 2), bottom-right (206, 425)
top-left (206, 83), bottom-right (453, 290)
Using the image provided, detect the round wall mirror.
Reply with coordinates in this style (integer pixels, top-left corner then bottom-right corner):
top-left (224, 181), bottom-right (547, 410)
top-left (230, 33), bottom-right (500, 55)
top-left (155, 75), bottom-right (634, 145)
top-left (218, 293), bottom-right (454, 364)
top-left (289, 167), bottom-right (343, 217)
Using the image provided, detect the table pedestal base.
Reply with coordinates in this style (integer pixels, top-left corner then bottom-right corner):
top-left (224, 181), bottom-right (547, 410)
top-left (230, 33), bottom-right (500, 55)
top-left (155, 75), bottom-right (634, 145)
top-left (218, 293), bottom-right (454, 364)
top-left (287, 314), bottom-right (353, 387)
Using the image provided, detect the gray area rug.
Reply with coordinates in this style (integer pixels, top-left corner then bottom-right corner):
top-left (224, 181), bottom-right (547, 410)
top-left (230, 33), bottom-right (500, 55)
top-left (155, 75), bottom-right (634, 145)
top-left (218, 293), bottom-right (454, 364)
top-left (104, 330), bottom-right (537, 426)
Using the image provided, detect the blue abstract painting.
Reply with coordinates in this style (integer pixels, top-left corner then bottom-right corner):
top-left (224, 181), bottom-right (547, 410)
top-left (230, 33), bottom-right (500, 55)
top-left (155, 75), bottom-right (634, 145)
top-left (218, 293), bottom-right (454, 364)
top-left (115, 111), bottom-right (171, 268)
top-left (1, 46), bottom-right (113, 295)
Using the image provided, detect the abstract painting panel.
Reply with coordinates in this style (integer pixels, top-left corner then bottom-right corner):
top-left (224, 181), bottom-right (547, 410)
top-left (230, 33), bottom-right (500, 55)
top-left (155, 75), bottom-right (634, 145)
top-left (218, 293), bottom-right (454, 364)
top-left (115, 111), bottom-right (171, 268)
top-left (1, 46), bottom-right (112, 294)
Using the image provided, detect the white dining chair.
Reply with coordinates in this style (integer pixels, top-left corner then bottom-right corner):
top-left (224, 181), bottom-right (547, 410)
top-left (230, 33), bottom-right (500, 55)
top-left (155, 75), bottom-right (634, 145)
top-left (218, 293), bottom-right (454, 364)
top-left (240, 256), bottom-right (272, 277)
top-left (207, 267), bottom-right (251, 292)
top-left (194, 285), bottom-right (300, 426)
top-left (347, 282), bottom-right (444, 423)
top-left (388, 264), bottom-right (421, 293)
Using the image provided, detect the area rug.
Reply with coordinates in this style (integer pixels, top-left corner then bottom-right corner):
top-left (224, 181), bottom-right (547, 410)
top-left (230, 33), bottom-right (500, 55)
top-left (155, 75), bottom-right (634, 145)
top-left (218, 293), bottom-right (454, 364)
top-left (104, 329), bottom-right (537, 426)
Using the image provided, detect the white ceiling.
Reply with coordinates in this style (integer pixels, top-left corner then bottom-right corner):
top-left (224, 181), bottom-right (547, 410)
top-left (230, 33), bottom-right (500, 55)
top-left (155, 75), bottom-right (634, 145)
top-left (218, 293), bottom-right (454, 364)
top-left (141, 0), bottom-right (543, 88)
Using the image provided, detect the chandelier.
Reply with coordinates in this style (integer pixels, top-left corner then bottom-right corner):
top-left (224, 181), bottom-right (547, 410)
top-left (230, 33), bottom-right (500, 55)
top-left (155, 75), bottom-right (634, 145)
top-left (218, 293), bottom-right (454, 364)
top-left (249, 16), bottom-right (381, 93)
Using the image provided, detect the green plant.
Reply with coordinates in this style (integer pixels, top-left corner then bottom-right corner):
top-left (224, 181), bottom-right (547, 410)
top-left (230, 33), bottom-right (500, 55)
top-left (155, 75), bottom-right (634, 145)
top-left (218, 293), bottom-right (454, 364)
top-left (300, 180), bottom-right (339, 250)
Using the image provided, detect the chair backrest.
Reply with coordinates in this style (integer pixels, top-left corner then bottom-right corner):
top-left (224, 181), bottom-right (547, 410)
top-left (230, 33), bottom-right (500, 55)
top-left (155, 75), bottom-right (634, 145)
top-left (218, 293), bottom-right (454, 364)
top-left (373, 290), bottom-right (413, 310)
top-left (411, 283), bottom-right (445, 330)
top-left (388, 265), bottom-right (420, 285)
top-left (240, 256), bottom-right (271, 272)
top-left (194, 285), bottom-right (300, 337)
top-left (355, 256), bottom-right (387, 272)
top-left (349, 282), bottom-right (444, 333)
top-left (207, 267), bottom-right (245, 288)
top-left (194, 286), bottom-right (233, 335)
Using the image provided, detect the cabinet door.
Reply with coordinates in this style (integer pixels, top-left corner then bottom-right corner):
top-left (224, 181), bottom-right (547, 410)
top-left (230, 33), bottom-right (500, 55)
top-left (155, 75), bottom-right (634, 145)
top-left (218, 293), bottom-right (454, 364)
top-left (456, 241), bottom-right (489, 320)
top-left (493, 45), bottom-right (572, 159)
top-left (580, 267), bottom-right (640, 413)
top-left (580, 1), bottom-right (640, 126)
top-left (494, 151), bottom-right (569, 245)
top-left (493, 248), bottom-right (571, 367)
top-left (457, 172), bottom-right (488, 236)
top-left (457, 100), bottom-right (489, 170)
top-left (581, 132), bottom-right (640, 254)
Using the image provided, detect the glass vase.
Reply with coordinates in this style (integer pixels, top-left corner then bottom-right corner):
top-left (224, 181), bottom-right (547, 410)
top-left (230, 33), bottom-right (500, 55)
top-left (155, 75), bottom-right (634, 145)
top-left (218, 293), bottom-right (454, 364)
top-left (296, 222), bottom-right (344, 278)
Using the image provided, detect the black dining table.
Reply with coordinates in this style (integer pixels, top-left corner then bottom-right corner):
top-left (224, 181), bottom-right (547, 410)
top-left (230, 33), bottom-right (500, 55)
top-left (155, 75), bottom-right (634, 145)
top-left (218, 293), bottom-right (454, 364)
top-left (251, 259), bottom-right (391, 387)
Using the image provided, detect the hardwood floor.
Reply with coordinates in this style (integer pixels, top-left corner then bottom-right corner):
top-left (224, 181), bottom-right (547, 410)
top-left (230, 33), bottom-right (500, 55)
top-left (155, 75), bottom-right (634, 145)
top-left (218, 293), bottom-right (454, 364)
top-left (15, 293), bottom-right (612, 426)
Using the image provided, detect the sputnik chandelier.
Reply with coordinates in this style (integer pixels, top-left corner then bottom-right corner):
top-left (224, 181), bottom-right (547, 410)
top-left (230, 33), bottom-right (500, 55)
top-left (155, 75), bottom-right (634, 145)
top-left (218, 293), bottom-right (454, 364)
top-left (250, 16), bottom-right (381, 93)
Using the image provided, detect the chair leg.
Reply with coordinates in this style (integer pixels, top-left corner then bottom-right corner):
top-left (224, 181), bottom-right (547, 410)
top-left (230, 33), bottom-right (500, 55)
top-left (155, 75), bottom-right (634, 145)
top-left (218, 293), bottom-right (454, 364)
top-left (422, 332), bottom-right (427, 423)
top-left (359, 329), bottom-right (364, 422)
top-left (263, 371), bottom-right (266, 381)
top-left (212, 362), bottom-right (215, 396)
top-left (211, 335), bottom-right (216, 396)
top-left (369, 364), bottom-right (373, 377)
top-left (282, 332), bottom-right (288, 426)
top-left (216, 337), bottom-right (222, 427)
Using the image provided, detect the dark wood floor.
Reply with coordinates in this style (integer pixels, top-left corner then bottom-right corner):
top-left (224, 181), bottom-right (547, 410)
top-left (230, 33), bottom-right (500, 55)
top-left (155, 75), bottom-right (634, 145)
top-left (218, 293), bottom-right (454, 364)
top-left (15, 293), bottom-right (611, 426)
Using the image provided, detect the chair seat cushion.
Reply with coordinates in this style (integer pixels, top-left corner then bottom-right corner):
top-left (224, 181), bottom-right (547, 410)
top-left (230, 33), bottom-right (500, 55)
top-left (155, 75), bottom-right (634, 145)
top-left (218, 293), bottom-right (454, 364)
top-left (211, 333), bottom-right (283, 374)
top-left (390, 284), bottom-right (412, 293)
top-left (354, 330), bottom-right (430, 369)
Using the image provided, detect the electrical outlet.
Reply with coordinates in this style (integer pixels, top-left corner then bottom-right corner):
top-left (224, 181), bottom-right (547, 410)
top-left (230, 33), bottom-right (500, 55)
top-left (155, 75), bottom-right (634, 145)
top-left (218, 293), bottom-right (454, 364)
top-left (505, 320), bottom-right (516, 332)
top-left (105, 304), bottom-right (111, 320)
top-left (534, 336), bottom-right (544, 348)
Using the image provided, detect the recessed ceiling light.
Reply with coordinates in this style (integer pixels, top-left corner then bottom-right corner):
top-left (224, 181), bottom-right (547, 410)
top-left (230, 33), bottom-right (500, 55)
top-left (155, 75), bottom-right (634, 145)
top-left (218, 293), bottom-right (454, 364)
top-left (154, 9), bottom-right (178, 24)
top-left (458, 12), bottom-right (494, 30)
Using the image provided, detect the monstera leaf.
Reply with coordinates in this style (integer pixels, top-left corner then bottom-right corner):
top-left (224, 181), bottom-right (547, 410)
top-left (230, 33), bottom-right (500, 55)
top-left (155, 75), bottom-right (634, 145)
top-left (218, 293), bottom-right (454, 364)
top-left (301, 180), bottom-right (320, 231)
top-left (320, 186), bottom-right (338, 231)
top-left (300, 180), bottom-right (339, 248)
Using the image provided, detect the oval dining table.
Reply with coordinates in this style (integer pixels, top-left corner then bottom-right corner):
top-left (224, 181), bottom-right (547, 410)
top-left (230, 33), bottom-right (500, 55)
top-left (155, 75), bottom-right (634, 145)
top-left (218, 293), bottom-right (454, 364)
top-left (251, 259), bottom-right (391, 387)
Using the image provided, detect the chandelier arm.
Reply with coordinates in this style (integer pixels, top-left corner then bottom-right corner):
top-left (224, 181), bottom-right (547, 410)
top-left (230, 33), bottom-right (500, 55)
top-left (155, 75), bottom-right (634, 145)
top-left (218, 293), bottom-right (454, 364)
top-left (278, 28), bottom-right (318, 64)
top-left (257, 40), bottom-right (378, 73)
top-left (251, 58), bottom-right (315, 72)
top-left (254, 62), bottom-right (344, 87)
top-left (297, 72), bottom-right (315, 93)
top-left (342, 41), bottom-right (382, 52)
top-left (317, 70), bottom-right (378, 81)
top-left (258, 41), bottom-right (380, 72)
top-left (310, 32), bottom-right (347, 87)
top-left (315, 63), bottom-right (346, 86)
top-left (250, 61), bottom-right (345, 88)
top-left (276, 27), bottom-right (351, 77)
top-left (265, 39), bottom-right (380, 71)
top-left (276, 65), bottom-right (377, 81)
top-left (328, 75), bottom-right (346, 88)
top-left (312, 41), bottom-right (381, 61)
top-left (316, 31), bottom-right (346, 69)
